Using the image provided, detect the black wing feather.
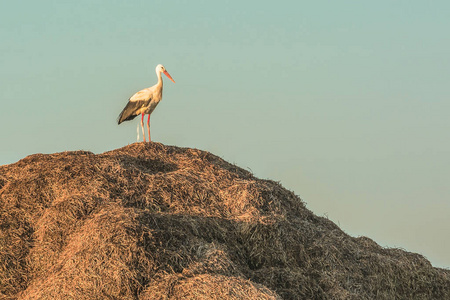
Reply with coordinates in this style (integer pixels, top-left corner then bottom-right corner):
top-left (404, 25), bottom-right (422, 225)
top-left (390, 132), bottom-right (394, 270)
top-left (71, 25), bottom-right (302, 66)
top-left (117, 100), bottom-right (146, 124)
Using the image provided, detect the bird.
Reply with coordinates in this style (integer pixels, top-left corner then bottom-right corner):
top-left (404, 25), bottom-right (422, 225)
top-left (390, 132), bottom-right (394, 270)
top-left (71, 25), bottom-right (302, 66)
top-left (118, 64), bottom-right (175, 142)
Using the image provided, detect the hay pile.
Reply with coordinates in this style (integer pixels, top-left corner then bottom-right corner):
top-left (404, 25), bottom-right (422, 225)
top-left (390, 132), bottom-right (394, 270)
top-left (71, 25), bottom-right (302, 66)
top-left (1, 143), bottom-right (449, 299)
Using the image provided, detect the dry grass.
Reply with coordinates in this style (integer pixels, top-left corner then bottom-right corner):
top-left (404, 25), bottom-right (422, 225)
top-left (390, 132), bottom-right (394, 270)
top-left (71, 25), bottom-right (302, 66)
top-left (0, 142), bottom-right (449, 299)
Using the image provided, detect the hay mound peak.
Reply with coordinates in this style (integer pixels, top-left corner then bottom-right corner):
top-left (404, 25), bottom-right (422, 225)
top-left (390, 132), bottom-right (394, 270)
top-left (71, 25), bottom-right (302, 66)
top-left (1, 142), bottom-right (449, 299)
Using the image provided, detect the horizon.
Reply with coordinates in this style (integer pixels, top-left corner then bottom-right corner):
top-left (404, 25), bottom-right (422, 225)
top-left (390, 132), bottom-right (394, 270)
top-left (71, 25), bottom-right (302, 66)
top-left (1, 1), bottom-right (449, 268)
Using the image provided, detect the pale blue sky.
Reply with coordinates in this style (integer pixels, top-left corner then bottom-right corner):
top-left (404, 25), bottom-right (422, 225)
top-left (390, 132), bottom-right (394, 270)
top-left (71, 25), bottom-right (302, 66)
top-left (1, 1), bottom-right (449, 268)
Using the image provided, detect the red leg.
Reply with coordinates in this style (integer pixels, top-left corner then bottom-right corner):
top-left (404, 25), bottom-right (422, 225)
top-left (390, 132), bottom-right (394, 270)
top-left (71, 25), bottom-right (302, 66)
top-left (141, 113), bottom-right (146, 142)
top-left (147, 114), bottom-right (151, 142)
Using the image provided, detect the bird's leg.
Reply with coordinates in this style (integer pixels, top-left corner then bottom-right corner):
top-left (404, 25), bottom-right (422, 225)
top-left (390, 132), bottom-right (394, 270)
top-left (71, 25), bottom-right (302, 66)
top-left (147, 114), bottom-right (151, 142)
top-left (141, 113), bottom-right (146, 142)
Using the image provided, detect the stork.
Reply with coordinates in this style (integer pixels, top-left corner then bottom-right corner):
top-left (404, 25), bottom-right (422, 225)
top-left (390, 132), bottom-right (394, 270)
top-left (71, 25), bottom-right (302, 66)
top-left (118, 64), bottom-right (175, 142)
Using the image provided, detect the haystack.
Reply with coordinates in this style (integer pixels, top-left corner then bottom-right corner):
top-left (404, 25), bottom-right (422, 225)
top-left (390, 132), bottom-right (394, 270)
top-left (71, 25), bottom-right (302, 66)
top-left (0, 143), bottom-right (449, 299)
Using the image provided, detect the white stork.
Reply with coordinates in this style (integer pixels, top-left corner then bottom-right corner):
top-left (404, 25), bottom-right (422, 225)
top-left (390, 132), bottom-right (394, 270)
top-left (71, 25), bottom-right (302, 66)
top-left (118, 64), bottom-right (175, 142)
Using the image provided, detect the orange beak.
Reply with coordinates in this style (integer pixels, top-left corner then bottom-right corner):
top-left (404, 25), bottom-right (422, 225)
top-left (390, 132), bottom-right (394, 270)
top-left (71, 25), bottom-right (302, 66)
top-left (163, 70), bottom-right (175, 83)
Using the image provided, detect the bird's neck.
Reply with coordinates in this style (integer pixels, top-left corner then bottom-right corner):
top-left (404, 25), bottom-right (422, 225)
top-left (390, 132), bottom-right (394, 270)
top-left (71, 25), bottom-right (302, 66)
top-left (156, 71), bottom-right (163, 87)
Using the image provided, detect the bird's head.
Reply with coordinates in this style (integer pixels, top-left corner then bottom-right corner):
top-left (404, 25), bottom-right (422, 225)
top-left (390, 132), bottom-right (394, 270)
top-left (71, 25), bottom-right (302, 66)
top-left (156, 64), bottom-right (175, 83)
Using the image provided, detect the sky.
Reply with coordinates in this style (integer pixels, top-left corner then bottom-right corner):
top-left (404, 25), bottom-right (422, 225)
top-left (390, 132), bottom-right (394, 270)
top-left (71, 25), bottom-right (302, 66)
top-left (1, 1), bottom-right (449, 268)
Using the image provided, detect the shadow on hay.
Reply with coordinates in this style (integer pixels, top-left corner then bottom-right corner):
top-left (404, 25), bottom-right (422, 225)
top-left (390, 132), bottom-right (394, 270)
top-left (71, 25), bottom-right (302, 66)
top-left (116, 155), bottom-right (178, 175)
